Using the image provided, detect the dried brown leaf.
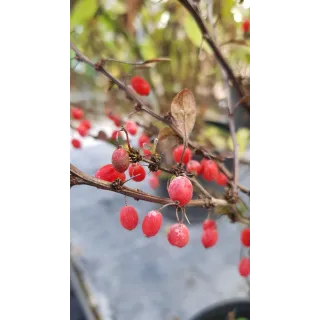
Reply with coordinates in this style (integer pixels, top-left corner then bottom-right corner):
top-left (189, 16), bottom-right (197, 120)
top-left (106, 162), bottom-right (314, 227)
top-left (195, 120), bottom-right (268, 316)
top-left (170, 89), bottom-right (196, 147)
top-left (157, 127), bottom-right (177, 141)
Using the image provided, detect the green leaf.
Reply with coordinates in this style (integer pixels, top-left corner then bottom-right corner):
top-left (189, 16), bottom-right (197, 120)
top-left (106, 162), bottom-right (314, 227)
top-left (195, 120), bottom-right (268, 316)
top-left (183, 15), bottom-right (211, 54)
top-left (71, 0), bottom-right (97, 29)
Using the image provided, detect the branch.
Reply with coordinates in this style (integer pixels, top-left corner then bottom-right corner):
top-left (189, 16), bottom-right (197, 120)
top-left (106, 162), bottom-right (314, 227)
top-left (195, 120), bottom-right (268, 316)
top-left (177, 0), bottom-right (249, 112)
top-left (70, 42), bottom-right (250, 197)
top-left (228, 111), bottom-right (239, 194)
top-left (70, 164), bottom-right (230, 208)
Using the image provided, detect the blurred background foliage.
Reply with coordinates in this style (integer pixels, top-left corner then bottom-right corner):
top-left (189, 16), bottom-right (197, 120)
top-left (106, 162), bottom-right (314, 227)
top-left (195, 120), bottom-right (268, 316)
top-left (70, 0), bottom-right (250, 157)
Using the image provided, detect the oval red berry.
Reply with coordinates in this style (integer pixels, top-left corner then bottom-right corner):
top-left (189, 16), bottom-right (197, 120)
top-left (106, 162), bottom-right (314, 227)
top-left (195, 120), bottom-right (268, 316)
top-left (168, 176), bottom-right (193, 207)
top-left (142, 210), bottom-right (163, 237)
top-left (201, 229), bottom-right (218, 248)
top-left (112, 148), bottom-right (129, 173)
top-left (120, 206), bottom-right (139, 230)
top-left (186, 160), bottom-right (202, 175)
top-left (128, 164), bottom-right (146, 182)
top-left (238, 257), bottom-right (250, 277)
top-left (125, 121), bottom-right (138, 136)
top-left (131, 76), bottom-right (150, 96)
top-left (241, 228), bottom-right (250, 247)
top-left (202, 219), bottom-right (217, 231)
top-left (95, 164), bottom-right (119, 182)
top-left (167, 223), bottom-right (189, 248)
top-left (138, 134), bottom-right (150, 148)
top-left (149, 175), bottom-right (159, 189)
top-left (173, 145), bottom-right (192, 165)
top-left (216, 172), bottom-right (228, 186)
top-left (202, 160), bottom-right (219, 181)
top-left (71, 107), bottom-right (84, 120)
top-left (71, 138), bottom-right (81, 149)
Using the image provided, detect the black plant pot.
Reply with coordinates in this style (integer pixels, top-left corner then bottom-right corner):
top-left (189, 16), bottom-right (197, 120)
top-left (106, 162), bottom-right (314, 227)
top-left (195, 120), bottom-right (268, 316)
top-left (189, 300), bottom-right (250, 320)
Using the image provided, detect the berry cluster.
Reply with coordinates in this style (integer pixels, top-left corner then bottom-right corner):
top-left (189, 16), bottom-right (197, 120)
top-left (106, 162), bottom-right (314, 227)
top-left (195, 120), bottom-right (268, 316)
top-left (201, 219), bottom-right (218, 248)
top-left (238, 228), bottom-right (250, 277)
top-left (70, 107), bottom-right (92, 149)
top-left (173, 144), bottom-right (228, 186)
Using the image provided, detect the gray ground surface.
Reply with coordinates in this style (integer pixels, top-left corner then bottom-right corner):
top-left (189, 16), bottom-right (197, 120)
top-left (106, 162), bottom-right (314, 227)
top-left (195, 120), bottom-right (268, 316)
top-left (70, 142), bottom-right (250, 320)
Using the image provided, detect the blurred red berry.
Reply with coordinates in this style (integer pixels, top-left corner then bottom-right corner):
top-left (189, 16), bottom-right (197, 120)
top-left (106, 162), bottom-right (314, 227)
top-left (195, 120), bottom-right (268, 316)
top-left (143, 149), bottom-right (152, 156)
top-left (128, 164), bottom-right (146, 182)
top-left (142, 210), bottom-right (163, 237)
top-left (199, 158), bottom-right (209, 174)
top-left (138, 134), bottom-right (150, 148)
top-left (216, 172), bottom-right (228, 186)
top-left (112, 117), bottom-right (122, 127)
top-left (168, 176), bottom-right (193, 206)
top-left (241, 228), bottom-right (250, 247)
top-left (238, 258), bottom-right (250, 277)
top-left (125, 121), bottom-right (138, 136)
top-left (71, 138), bottom-right (81, 149)
top-left (112, 148), bottom-right (130, 173)
top-left (173, 145), bottom-right (192, 164)
top-left (201, 229), bottom-right (218, 248)
top-left (77, 124), bottom-right (88, 137)
top-left (149, 175), bottom-right (159, 189)
top-left (186, 160), bottom-right (202, 175)
top-left (80, 119), bottom-right (91, 129)
top-left (202, 160), bottom-right (219, 181)
top-left (131, 76), bottom-right (150, 96)
top-left (202, 219), bottom-right (217, 231)
top-left (111, 130), bottom-right (122, 140)
top-left (120, 206), bottom-right (139, 230)
top-left (153, 170), bottom-right (161, 177)
top-left (242, 19), bottom-right (250, 33)
top-left (71, 107), bottom-right (84, 120)
top-left (167, 223), bottom-right (189, 248)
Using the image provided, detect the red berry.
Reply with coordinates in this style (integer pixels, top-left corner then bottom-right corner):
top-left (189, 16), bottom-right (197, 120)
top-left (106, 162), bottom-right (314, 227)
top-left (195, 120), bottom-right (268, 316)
top-left (112, 148), bottom-right (129, 173)
top-left (131, 76), bottom-right (150, 96)
top-left (186, 160), bottom-right (202, 175)
top-left (216, 172), bottom-right (228, 186)
top-left (201, 229), bottom-right (218, 248)
top-left (142, 210), bottom-right (163, 237)
top-left (202, 219), bottom-right (217, 231)
top-left (71, 107), bottom-right (84, 120)
top-left (199, 158), bottom-right (209, 174)
top-left (118, 172), bottom-right (126, 182)
top-left (95, 164), bottom-right (119, 182)
top-left (153, 170), bottom-right (161, 177)
top-left (111, 130), bottom-right (123, 140)
top-left (112, 117), bottom-right (122, 127)
top-left (149, 175), bottom-right (159, 189)
top-left (120, 206), bottom-right (139, 230)
top-left (167, 223), bottom-right (189, 248)
top-left (80, 119), bottom-right (91, 129)
top-left (128, 164), bottom-right (146, 182)
top-left (138, 134), bottom-right (150, 148)
top-left (77, 124), bottom-right (88, 137)
top-left (241, 228), bottom-right (250, 247)
top-left (143, 149), bottom-right (152, 156)
top-left (173, 145), bottom-right (192, 164)
top-left (242, 19), bottom-right (250, 33)
top-left (71, 138), bottom-right (81, 149)
top-left (202, 160), bottom-right (219, 181)
top-left (238, 258), bottom-right (250, 277)
top-left (168, 176), bottom-right (193, 206)
top-left (125, 121), bottom-right (138, 136)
